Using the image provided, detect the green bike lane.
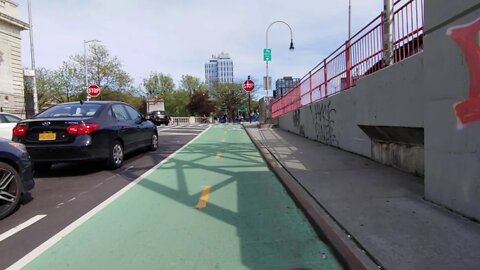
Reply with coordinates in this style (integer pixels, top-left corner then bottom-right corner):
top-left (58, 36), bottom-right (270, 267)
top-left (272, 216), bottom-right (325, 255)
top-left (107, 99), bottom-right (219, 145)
top-left (15, 124), bottom-right (342, 270)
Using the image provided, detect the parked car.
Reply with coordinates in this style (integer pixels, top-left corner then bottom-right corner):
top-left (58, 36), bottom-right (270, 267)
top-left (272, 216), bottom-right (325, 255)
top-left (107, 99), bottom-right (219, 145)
top-left (12, 101), bottom-right (158, 170)
top-left (147, 110), bottom-right (170, 126)
top-left (0, 112), bottom-right (22, 140)
top-left (0, 138), bottom-right (35, 219)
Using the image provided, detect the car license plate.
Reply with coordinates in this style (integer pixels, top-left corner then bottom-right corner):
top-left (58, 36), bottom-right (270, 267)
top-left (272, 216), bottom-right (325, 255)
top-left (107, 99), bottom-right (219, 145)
top-left (39, 132), bottom-right (56, 141)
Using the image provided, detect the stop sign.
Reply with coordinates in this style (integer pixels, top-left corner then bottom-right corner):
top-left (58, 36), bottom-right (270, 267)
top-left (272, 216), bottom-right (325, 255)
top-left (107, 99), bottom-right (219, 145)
top-left (87, 84), bottom-right (101, 97)
top-left (242, 79), bottom-right (255, 92)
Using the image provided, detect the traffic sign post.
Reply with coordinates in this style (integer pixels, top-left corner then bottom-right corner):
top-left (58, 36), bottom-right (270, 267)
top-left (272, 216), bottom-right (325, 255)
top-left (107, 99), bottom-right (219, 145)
top-left (264, 49), bottom-right (271, 61)
top-left (243, 77), bottom-right (255, 123)
top-left (87, 84), bottom-right (101, 99)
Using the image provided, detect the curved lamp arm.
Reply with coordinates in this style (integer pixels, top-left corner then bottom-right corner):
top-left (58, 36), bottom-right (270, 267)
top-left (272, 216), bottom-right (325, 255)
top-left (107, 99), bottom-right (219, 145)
top-left (266, 20), bottom-right (294, 50)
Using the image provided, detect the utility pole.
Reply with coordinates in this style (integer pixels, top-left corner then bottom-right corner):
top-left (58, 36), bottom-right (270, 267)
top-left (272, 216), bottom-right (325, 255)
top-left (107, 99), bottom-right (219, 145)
top-left (383, 0), bottom-right (394, 66)
top-left (248, 76), bottom-right (251, 123)
top-left (348, 0), bottom-right (352, 40)
top-left (27, 0), bottom-right (38, 114)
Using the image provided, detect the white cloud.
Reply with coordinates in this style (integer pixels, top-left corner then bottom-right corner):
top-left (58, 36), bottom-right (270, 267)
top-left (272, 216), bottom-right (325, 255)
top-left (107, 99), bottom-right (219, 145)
top-left (19, 0), bottom-right (384, 91)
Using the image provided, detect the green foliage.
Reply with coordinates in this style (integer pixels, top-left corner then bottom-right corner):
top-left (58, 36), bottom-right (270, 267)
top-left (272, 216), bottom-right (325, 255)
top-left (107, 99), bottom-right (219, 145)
top-left (179, 75), bottom-right (207, 94)
top-left (25, 44), bottom-right (145, 113)
top-left (164, 91), bottom-right (190, 116)
top-left (186, 91), bottom-right (214, 116)
top-left (31, 67), bottom-right (73, 108)
top-left (143, 73), bottom-right (176, 98)
top-left (209, 83), bottom-right (248, 119)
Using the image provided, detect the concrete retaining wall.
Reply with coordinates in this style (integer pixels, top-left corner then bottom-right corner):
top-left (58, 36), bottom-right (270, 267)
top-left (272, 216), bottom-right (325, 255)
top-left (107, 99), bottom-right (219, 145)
top-left (424, 0), bottom-right (480, 220)
top-left (279, 53), bottom-right (424, 174)
top-left (279, 0), bottom-right (480, 221)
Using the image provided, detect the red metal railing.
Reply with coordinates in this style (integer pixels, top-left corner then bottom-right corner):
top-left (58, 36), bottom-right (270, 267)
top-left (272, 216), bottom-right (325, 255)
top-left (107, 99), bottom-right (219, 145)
top-left (272, 0), bottom-right (424, 118)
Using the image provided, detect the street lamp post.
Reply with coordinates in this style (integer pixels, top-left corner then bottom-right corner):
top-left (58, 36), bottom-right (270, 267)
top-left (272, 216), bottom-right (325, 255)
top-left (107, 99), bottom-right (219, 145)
top-left (84, 39), bottom-right (101, 100)
top-left (348, 0), bottom-right (352, 40)
top-left (27, 0), bottom-right (38, 115)
top-left (265, 21), bottom-right (294, 97)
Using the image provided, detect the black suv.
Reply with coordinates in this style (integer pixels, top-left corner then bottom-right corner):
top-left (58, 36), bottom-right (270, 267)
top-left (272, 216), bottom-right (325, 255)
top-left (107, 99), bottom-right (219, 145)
top-left (148, 111), bottom-right (170, 126)
top-left (0, 138), bottom-right (35, 219)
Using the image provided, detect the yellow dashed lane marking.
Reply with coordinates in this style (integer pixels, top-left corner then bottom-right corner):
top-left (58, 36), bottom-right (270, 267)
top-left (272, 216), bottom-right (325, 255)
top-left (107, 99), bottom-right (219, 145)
top-left (195, 186), bottom-right (211, 209)
top-left (215, 152), bottom-right (222, 159)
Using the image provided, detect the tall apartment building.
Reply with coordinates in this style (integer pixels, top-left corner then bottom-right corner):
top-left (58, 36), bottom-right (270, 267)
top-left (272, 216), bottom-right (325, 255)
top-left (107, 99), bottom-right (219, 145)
top-left (0, 1), bottom-right (28, 116)
top-left (205, 52), bottom-right (233, 88)
top-left (273, 76), bottom-right (300, 99)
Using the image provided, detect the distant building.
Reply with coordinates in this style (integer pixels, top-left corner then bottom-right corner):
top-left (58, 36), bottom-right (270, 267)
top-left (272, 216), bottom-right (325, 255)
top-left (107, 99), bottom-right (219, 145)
top-left (273, 76), bottom-right (300, 99)
top-left (0, 1), bottom-right (28, 116)
top-left (205, 52), bottom-right (234, 88)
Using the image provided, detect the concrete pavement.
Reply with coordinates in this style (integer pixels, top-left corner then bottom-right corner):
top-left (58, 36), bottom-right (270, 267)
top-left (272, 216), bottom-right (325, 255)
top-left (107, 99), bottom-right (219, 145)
top-left (244, 124), bottom-right (480, 270)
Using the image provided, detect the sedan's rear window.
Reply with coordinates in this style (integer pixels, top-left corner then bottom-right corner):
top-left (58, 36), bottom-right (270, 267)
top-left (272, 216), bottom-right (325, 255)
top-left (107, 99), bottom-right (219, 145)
top-left (36, 104), bottom-right (102, 118)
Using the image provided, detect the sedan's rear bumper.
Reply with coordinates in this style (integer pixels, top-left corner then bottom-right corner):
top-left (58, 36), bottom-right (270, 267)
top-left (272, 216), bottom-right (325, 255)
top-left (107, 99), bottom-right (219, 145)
top-left (27, 145), bottom-right (107, 162)
top-left (151, 118), bottom-right (169, 125)
top-left (25, 135), bottom-right (109, 163)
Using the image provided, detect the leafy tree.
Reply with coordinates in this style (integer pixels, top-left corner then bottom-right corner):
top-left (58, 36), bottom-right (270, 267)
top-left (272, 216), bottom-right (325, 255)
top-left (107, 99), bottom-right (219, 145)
top-left (186, 91), bottom-right (214, 116)
top-left (165, 91), bottom-right (190, 116)
top-left (69, 43), bottom-right (133, 91)
top-left (209, 83), bottom-right (248, 120)
top-left (25, 44), bottom-right (136, 114)
top-left (143, 72), bottom-right (175, 98)
top-left (53, 61), bottom-right (84, 102)
top-left (32, 68), bottom-right (68, 108)
top-left (179, 75), bottom-right (207, 94)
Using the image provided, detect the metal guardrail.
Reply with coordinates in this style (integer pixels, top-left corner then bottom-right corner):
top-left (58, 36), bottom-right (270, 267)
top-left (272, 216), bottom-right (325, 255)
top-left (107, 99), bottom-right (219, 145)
top-left (272, 0), bottom-right (424, 118)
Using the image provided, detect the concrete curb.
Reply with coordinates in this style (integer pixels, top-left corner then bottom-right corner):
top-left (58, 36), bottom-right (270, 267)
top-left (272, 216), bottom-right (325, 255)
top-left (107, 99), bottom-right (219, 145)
top-left (244, 125), bottom-right (379, 270)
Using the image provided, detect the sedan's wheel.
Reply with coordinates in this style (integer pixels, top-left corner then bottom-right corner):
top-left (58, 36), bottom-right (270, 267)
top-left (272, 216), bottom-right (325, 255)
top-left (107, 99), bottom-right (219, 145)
top-left (106, 140), bottom-right (124, 169)
top-left (0, 162), bottom-right (22, 220)
top-left (149, 133), bottom-right (158, 151)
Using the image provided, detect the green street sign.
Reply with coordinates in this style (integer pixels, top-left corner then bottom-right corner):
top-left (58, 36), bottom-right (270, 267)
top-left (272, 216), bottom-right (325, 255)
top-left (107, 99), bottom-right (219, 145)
top-left (239, 105), bottom-right (248, 112)
top-left (264, 49), bottom-right (271, 61)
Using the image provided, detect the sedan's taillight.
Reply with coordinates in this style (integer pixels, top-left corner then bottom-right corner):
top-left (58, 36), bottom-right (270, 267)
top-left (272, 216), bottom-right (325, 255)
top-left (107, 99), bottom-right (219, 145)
top-left (13, 125), bottom-right (28, 137)
top-left (67, 123), bottom-right (98, 135)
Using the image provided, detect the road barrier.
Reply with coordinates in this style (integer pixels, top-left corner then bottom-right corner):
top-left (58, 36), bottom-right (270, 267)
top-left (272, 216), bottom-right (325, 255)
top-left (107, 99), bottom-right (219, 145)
top-left (170, 117), bottom-right (212, 125)
top-left (272, 0), bottom-right (424, 118)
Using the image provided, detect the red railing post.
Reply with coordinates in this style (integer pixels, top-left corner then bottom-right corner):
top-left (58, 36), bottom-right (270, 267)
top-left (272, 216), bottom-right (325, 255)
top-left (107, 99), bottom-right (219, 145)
top-left (380, 11), bottom-right (385, 67)
top-left (323, 60), bottom-right (328, 97)
top-left (345, 40), bottom-right (352, 89)
top-left (309, 71), bottom-right (313, 104)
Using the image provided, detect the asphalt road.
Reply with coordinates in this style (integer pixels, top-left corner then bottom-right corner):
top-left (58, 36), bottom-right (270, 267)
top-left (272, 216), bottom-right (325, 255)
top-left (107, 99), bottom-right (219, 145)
top-left (0, 124), bottom-right (209, 269)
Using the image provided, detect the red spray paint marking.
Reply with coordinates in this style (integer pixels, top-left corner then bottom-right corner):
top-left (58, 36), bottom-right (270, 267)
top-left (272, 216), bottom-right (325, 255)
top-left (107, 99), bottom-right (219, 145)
top-left (448, 18), bottom-right (480, 125)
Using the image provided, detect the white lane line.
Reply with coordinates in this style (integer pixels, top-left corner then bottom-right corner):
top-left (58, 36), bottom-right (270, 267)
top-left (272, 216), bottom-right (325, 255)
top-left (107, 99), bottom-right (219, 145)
top-left (157, 128), bottom-right (175, 132)
top-left (7, 126), bottom-right (212, 270)
top-left (0, 215), bottom-right (47, 242)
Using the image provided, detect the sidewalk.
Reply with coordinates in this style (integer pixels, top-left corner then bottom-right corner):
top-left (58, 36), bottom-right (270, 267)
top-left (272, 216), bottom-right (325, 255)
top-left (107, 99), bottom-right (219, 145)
top-left (244, 124), bottom-right (480, 270)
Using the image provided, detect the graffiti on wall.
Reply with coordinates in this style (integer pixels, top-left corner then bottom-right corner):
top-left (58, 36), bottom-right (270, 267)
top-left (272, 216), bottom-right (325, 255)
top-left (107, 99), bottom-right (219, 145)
top-left (309, 100), bottom-right (338, 146)
top-left (292, 109), bottom-right (305, 136)
top-left (447, 18), bottom-right (480, 125)
top-left (292, 109), bottom-right (301, 127)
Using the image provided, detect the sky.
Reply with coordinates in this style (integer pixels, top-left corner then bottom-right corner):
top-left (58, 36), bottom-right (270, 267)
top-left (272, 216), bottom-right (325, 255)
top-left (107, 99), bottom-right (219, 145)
top-left (18, 0), bottom-right (384, 95)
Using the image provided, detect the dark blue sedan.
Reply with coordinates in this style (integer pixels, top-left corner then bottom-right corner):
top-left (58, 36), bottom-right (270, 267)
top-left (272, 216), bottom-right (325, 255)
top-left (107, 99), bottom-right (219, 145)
top-left (0, 138), bottom-right (35, 219)
top-left (12, 101), bottom-right (158, 170)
